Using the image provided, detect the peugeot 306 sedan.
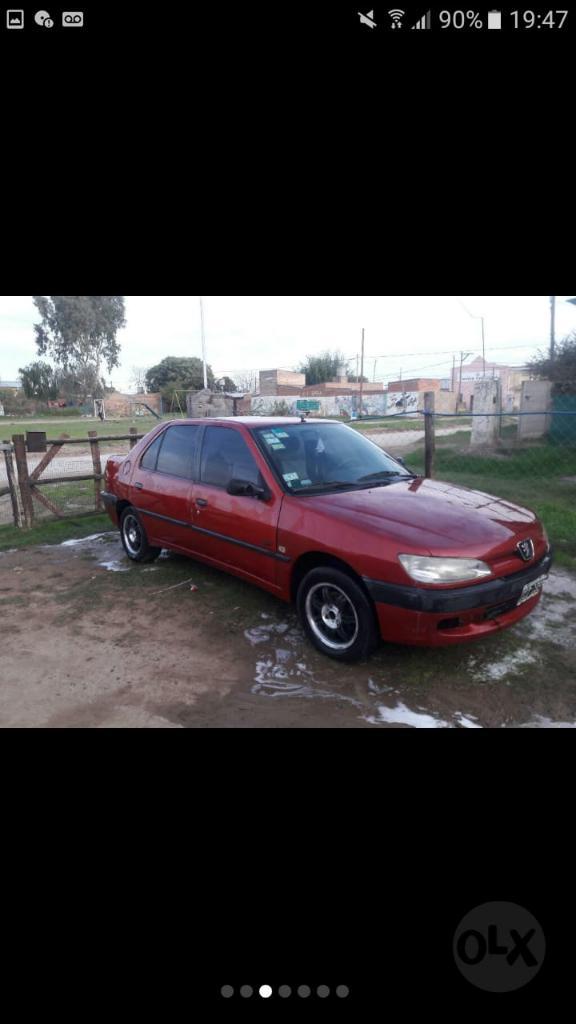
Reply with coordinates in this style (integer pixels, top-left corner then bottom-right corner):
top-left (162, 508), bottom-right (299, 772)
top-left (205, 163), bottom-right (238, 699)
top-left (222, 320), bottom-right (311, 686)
top-left (102, 418), bottom-right (552, 662)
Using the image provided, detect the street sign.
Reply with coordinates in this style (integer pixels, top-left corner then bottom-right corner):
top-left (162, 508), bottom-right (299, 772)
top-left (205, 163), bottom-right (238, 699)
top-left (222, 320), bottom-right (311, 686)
top-left (296, 399), bottom-right (321, 412)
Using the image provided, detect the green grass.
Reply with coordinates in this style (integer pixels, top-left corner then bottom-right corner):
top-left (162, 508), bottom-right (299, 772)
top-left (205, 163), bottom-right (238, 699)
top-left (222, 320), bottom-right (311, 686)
top-left (351, 417), bottom-right (472, 433)
top-left (0, 415), bottom-right (179, 445)
top-left (0, 513), bottom-right (112, 551)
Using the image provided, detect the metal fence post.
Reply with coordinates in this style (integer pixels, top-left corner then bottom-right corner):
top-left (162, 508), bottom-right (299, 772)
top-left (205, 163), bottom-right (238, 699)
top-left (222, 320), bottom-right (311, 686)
top-left (11, 434), bottom-right (34, 528)
top-left (424, 391), bottom-right (436, 479)
top-left (129, 427), bottom-right (138, 450)
top-left (88, 431), bottom-right (103, 511)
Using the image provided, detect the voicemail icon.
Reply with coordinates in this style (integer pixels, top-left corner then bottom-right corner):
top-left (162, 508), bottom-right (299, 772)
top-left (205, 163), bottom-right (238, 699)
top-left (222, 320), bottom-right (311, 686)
top-left (62, 11), bottom-right (84, 26)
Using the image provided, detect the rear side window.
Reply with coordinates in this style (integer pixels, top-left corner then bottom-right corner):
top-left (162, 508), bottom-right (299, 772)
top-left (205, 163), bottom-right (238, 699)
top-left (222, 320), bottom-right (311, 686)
top-left (200, 427), bottom-right (261, 489)
top-left (141, 433), bottom-right (164, 471)
top-left (156, 425), bottom-right (199, 479)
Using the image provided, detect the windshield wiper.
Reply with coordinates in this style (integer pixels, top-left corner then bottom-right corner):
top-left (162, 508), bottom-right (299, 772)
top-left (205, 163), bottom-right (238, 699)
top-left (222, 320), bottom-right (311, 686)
top-left (292, 480), bottom-right (365, 493)
top-left (358, 470), bottom-right (419, 482)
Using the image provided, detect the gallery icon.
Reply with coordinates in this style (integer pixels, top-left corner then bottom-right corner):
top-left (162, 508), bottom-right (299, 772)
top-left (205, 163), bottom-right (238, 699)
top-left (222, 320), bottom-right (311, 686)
top-left (6, 10), bottom-right (25, 28)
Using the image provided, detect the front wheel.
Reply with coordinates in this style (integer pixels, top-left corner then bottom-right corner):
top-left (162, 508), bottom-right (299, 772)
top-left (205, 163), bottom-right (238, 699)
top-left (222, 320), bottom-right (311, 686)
top-left (297, 567), bottom-right (379, 662)
top-left (120, 508), bottom-right (161, 563)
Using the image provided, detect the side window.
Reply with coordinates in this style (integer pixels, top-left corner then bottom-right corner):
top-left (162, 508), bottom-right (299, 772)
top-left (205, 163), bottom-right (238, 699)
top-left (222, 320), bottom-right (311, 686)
top-left (140, 433), bottom-right (164, 471)
top-left (156, 425), bottom-right (198, 479)
top-left (200, 427), bottom-right (261, 489)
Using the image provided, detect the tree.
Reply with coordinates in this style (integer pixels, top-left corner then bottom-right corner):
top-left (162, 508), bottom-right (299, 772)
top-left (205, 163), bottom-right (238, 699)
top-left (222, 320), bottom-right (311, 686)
top-left (347, 374), bottom-right (369, 384)
top-left (145, 356), bottom-right (215, 396)
top-left (232, 372), bottom-right (257, 394)
top-left (32, 296), bottom-right (126, 382)
top-left (130, 366), bottom-right (148, 393)
top-left (528, 331), bottom-right (576, 395)
top-left (297, 350), bottom-right (348, 386)
top-left (58, 363), bottom-right (107, 402)
top-left (19, 361), bottom-right (61, 401)
top-left (214, 376), bottom-right (237, 393)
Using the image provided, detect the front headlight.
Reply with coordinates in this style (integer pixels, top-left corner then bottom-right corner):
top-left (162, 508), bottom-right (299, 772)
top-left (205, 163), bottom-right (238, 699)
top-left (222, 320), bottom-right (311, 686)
top-left (398, 554), bottom-right (492, 584)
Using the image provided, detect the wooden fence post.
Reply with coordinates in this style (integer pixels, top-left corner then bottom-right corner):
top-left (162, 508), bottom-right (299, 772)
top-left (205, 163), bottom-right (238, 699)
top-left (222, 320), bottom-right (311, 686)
top-left (2, 445), bottom-right (23, 528)
top-left (129, 427), bottom-right (138, 450)
top-left (88, 431), bottom-right (103, 512)
top-left (12, 435), bottom-right (34, 528)
top-left (424, 391), bottom-right (436, 479)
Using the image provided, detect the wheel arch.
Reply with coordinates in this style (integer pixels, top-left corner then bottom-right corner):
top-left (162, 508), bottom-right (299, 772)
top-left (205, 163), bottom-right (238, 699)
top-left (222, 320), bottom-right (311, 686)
top-left (116, 499), bottom-right (132, 524)
top-left (290, 550), bottom-right (374, 605)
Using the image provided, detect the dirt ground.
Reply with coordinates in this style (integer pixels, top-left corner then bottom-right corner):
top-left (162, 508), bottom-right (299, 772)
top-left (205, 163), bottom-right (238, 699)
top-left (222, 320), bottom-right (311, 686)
top-left (1, 532), bottom-right (575, 728)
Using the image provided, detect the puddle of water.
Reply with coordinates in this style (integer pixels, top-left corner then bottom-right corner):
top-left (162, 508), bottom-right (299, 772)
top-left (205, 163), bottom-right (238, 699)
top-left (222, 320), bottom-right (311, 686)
top-left (252, 647), bottom-right (362, 706)
top-left (518, 716), bottom-right (576, 729)
top-left (544, 571), bottom-right (576, 600)
top-left (525, 592), bottom-right (576, 648)
top-left (59, 533), bottom-right (111, 547)
top-left (244, 622), bottom-right (293, 646)
top-left (98, 560), bottom-right (130, 573)
top-left (469, 647), bottom-right (538, 682)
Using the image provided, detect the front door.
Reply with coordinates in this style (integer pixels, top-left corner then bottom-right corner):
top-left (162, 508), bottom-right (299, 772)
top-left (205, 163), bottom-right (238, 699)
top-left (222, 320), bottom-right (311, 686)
top-left (191, 425), bottom-right (281, 585)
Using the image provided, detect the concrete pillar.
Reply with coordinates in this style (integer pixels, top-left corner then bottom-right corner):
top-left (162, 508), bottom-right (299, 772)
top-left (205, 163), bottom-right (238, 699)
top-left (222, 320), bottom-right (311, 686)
top-left (518, 380), bottom-right (552, 440)
top-left (471, 379), bottom-right (501, 447)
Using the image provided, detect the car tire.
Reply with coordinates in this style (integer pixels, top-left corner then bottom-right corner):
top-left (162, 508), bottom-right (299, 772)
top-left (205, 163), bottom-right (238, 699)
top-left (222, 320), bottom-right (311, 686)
top-left (120, 507), bottom-right (161, 563)
top-left (297, 566), bottom-right (379, 662)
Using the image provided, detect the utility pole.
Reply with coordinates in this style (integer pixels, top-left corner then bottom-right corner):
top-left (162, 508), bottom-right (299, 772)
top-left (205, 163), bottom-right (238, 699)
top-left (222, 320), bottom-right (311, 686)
top-left (550, 295), bottom-right (556, 362)
top-left (200, 297), bottom-right (208, 390)
top-left (452, 354), bottom-right (456, 393)
top-left (373, 358), bottom-right (378, 382)
top-left (480, 316), bottom-right (486, 377)
top-left (458, 351), bottom-right (472, 411)
top-left (359, 329), bottom-right (365, 416)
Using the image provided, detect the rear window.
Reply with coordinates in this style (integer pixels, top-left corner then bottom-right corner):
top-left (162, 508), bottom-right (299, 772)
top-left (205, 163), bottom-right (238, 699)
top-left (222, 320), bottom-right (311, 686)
top-left (140, 433), bottom-right (164, 471)
top-left (156, 425), bottom-right (199, 479)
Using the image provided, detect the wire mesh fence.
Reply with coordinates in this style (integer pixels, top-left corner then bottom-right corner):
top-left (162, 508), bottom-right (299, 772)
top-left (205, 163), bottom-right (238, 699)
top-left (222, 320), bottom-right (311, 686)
top-left (2, 408), bottom-right (575, 569)
top-left (361, 405), bottom-right (576, 565)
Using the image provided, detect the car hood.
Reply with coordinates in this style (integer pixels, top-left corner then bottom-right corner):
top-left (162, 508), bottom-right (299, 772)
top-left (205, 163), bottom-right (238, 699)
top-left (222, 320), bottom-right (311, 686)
top-left (305, 478), bottom-right (542, 557)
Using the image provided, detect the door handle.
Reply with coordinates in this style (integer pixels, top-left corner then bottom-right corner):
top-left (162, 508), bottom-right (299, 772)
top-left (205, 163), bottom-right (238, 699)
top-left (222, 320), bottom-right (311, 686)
top-left (196, 498), bottom-right (208, 508)
top-left (134, 482), bottom-right (144, 490)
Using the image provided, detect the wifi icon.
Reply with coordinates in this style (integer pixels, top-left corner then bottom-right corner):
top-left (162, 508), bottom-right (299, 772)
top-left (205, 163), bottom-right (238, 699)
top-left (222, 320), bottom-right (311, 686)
top-left (388, 8), bottom-right (405, 28)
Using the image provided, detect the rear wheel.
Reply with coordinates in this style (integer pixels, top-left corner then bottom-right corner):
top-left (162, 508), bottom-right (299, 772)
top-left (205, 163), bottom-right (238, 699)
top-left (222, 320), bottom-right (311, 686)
top-left (120, 508), bottom-right (161, 563)
top-left (297, 566), bottom-right (379, 662)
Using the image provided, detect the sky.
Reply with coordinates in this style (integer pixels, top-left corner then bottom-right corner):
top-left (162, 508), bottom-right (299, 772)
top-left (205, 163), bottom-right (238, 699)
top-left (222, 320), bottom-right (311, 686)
top-left (1, 295), bottom-right (575, 392)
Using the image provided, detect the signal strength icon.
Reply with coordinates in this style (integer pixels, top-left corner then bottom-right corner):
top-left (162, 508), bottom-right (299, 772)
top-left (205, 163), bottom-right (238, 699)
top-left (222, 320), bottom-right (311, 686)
top-left (411, 10), bottom-right (431, 29)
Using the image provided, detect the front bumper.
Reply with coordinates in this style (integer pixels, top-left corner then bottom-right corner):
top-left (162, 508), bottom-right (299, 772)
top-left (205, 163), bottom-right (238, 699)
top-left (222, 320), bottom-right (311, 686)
top-left (363, 550), bottom-right (553, 646)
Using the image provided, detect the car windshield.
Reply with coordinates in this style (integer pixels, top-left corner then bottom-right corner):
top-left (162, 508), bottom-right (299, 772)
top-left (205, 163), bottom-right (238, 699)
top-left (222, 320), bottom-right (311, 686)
top-left (254, 422), bottom-right (416, 494)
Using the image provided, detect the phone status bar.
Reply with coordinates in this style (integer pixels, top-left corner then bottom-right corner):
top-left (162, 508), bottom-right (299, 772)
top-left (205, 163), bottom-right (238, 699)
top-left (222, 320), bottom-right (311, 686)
top-left (355, 8), bottom-right (570, 31)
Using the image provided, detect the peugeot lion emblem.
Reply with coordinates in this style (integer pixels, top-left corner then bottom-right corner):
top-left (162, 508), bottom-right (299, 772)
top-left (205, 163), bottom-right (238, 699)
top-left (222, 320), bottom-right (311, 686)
top-left (517, 539), bottom-right (534, 561)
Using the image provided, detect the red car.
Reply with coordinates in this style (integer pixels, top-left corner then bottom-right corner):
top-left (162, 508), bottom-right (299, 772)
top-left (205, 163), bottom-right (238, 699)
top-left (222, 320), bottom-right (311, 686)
top-left (102, 418), bottom-right (552, 662)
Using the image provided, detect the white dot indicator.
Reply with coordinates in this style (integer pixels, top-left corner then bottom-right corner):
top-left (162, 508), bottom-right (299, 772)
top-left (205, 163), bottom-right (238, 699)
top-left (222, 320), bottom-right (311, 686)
top-left (259, 985), bottom-right (273, 999)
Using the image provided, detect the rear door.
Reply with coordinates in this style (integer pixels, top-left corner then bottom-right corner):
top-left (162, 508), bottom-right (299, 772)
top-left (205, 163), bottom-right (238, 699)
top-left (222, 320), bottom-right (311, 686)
top-left (130, 424), bottom-right (199, 549)
top-left (191, 425), bottom-right (282, 584)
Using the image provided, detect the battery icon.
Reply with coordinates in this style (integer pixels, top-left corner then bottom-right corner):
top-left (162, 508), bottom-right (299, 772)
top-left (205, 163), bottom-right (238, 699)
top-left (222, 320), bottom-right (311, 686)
top-left (487, 10), bottom-right (502, 29)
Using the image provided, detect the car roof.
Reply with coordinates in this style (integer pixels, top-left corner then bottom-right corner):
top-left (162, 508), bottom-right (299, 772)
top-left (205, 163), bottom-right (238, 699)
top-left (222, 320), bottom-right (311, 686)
top-left (163, 417), bottom-right (341, 427)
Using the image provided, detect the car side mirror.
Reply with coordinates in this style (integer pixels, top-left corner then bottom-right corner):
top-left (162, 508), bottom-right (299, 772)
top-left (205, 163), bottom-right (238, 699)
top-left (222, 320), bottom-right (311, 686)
top-left (227, 478), bottom-right (271, 501)
top-left (396, 457), bottom-right (407, 468)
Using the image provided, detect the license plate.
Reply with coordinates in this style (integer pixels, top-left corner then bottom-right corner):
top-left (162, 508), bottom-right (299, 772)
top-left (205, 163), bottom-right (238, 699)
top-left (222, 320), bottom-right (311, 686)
top-left (517, 574), bottom-right (548, 606)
